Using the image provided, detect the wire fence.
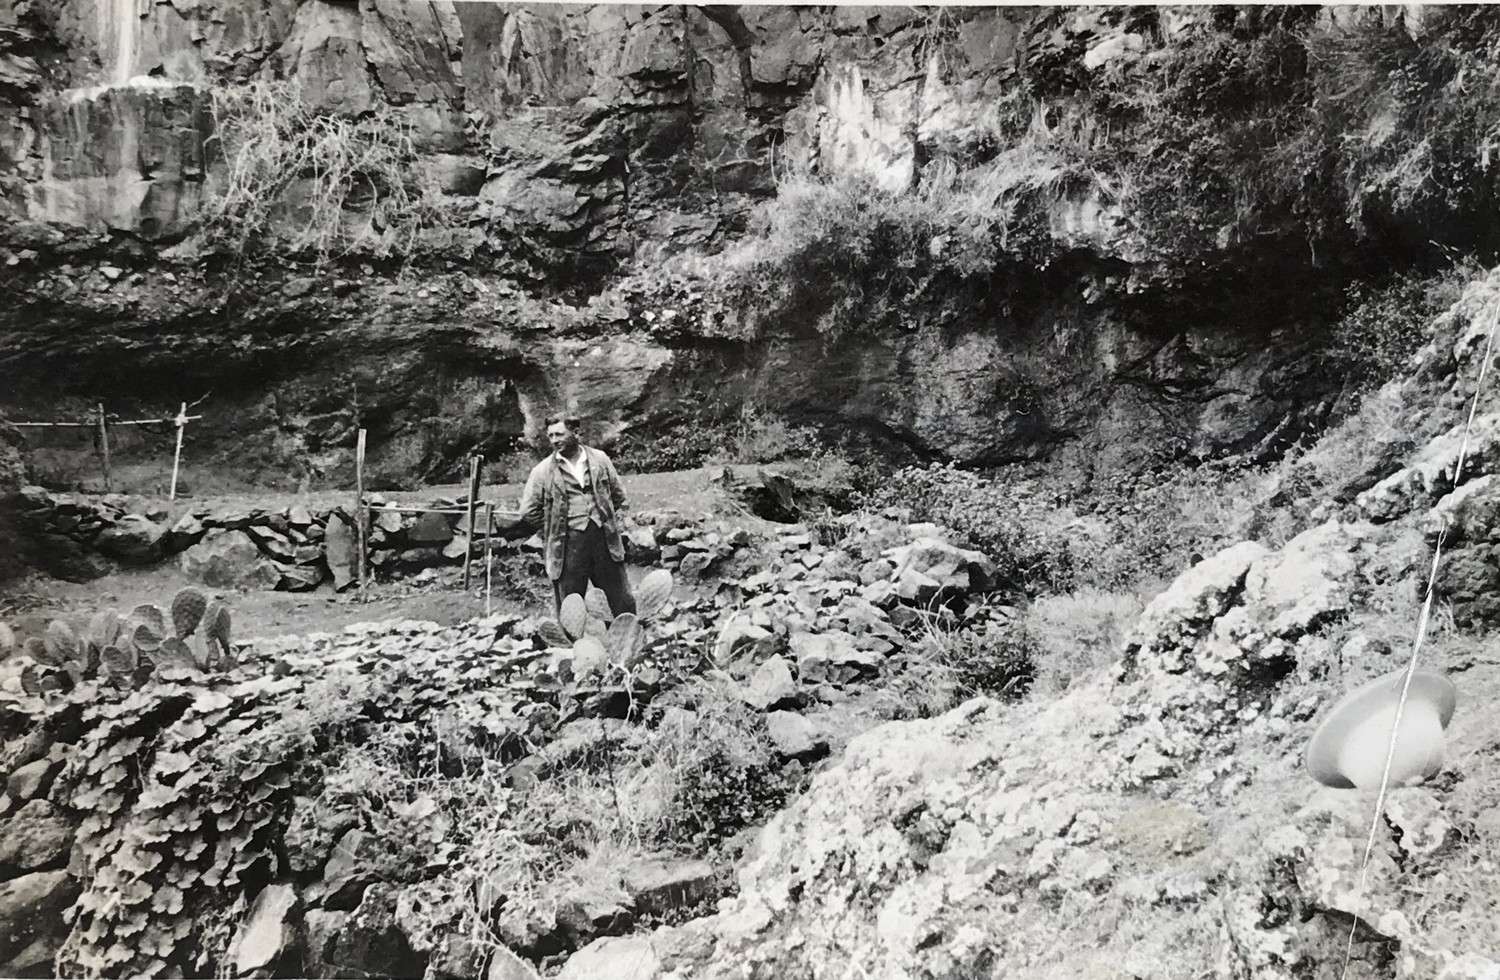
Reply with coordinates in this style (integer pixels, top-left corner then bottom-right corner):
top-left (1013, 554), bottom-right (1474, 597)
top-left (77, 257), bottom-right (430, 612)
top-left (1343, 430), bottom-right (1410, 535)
top-left (12, 400), bottom-right (206, 499)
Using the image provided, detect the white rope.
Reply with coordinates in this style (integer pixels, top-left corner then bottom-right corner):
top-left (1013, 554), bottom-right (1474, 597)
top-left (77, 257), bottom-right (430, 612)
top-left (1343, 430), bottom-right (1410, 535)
top-left (1339, 288), bottom-right (1500, 976)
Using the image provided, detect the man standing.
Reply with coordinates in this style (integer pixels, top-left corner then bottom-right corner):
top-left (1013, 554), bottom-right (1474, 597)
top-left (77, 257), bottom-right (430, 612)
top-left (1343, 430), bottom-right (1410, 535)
top-left (506, 414), bottom-right (636, 617)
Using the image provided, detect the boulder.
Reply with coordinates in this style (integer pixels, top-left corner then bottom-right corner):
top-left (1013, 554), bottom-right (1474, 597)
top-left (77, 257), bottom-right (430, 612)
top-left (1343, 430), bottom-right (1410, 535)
top-left (712, 620), bottom-right (773, 666)
top-left (321, 883), bottom-right (425, 978)
top-left (164, 512), bottom-right (206, 552)
top-left (323, 513), bottom-right (357, 591)
top-left (247, 524), bottom-right (297, 560)
top-left (557, 936), bottom-right (661, 980)
top-left (0, 799), bottom-right (74, 874)
top-left (228, 883), bottom-right (300, 975)
top-left (765, 711), bottom-right (827, 760)
top-left (742, 657), bottom-right (798, 711)
top-left (678, 551), bottom-right (713, 579)
top-left (625, 526), bottom-right (660, 562)
top-left (408, 511), bottom-right (454, 545)
top-left (94, 514), bottom-right (165, 563)
top-left (301, 909), bottom-right (349, 976)
top-left (485, 943), bottom-right (541, 980)
top-left (180, 531), bottom-right (283, 590)
top-left (622, 857), bottom-right (717, 916)
top-left (278, 564), bottom-right (326, 592)
top-left (0, 870), bottom-right (79, 963)
top-left (5, 758), bottom-right (59, 802)
top-left (0, 936), bottom-right (58, 978)
top-left (883, 537), bottom-right (998, 598)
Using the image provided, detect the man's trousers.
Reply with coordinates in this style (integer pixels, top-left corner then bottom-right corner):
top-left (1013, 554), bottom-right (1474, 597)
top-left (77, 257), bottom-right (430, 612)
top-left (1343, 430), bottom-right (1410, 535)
top-left (552, 522), bottom-right (636, 617)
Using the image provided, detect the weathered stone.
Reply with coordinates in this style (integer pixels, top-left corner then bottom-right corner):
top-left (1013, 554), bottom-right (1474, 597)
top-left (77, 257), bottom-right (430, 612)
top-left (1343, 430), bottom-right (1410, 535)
top-left (180, 530), bottom-right (283, 590)
top-left (94, 514), bottom-right (165, 563)
top-left (322, 828), bottom-right (376, 911)
top-left (485, 943), bottom-right (541, 980)
top-left (302, 909), bottom-right (349, 976)
top-left (0, 936), bottom-right (58, 978)
top-left (278, 563), bottom-right (326, 592)
top-left (678, 551), bottom-right (712, 579)
top-left (765, 711), bottom-right (827, 760)
top-left (247, 524), bottom-right (297, 560)
top-left (165, 512), bottom-right (206, 552)
top-left (5, 758), bottom-right (58, 802)
top-left (625, 526), bottom-right (660, 562)
top-left (0, 870), bottom-right (78, 963)
top-left (742, 656), bottom-right (798, 711)
top-left (323, 883), bottom-right (424, 978)
top-left (408, 511), bottom-right (454, 544)
top-left (398, 547), bottom-right (446, 569)
top-left (557, 936), bottom-right (661, 980)
top-left (374, 507), bottom-right (406, 534)
top-left (229, 883), bottom-right (300, 975)
top-left (0, 799), bottom-right (74, 874)
top-left (713, 620), bottom-right (773, 666)
top-left (623, 857), bottom-right (717, 916)
top-left (289, 505), bottom-right (314, 527)
top-left (323, 513), bottom-right (357, 591)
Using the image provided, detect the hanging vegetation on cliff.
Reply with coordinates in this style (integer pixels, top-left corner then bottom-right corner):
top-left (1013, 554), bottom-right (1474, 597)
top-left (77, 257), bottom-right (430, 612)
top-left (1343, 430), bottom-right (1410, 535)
top-left (200, 80), bottom-right (448, 268)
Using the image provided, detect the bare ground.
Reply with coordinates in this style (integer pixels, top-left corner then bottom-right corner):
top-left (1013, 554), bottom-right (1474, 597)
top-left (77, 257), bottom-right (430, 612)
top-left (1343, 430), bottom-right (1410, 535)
top-left (3, 467), bottom-right (755, 640)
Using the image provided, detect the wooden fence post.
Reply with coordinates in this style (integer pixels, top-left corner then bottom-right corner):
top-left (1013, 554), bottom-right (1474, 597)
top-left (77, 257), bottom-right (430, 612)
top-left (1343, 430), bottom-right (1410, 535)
top-left (170, 402), bottom-right (188, 501)
top-left (96, 402), bottom-right (111, 492)
top-left (462, 454), bottom-right (483, 590)
top-left (355, 429), bottom-right (367, 589)
top-left (484, 502), bottom-right (495, 616)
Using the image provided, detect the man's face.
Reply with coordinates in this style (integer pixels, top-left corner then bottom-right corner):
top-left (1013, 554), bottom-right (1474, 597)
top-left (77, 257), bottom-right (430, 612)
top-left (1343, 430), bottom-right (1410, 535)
top-left (547, 421), bottom-right (578, 454)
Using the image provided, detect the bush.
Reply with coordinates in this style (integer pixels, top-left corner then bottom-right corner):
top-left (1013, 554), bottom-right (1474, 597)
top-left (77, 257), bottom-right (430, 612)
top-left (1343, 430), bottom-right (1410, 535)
top-left (1323, 267), bottom-right (1474, 392)
top-left (203, 79), bottom-right (447, 267)
top-left (708, 167), bottom-right (1038, 342)
top-left (862, 463), bottom-right (1078, 594)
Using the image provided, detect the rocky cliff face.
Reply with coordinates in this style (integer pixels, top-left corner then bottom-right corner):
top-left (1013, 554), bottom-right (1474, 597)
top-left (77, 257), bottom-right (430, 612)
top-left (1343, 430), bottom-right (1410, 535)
top-left (0, 2), bottom-right (1472, 489)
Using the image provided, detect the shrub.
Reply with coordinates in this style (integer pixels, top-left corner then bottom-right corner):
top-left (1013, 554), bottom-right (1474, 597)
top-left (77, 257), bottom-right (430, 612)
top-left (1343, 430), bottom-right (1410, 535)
top-left (707, 167), bottom-right (1035, 342)
top-left (1322, 267), bottom-right (1474, 393)
top-left (202, 79), bottom-right (447, 267)
top-left (862, 463), bottom-right (1078, 594)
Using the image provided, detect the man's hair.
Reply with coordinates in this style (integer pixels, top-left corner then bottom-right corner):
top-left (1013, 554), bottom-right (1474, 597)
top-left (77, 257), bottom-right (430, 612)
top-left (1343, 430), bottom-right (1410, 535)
top-left (544, 413), bottom-right (582, 431)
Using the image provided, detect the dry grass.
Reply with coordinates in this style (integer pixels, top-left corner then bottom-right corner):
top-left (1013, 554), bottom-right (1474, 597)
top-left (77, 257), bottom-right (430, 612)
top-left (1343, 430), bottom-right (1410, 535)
top-left (1026, 588), bottom-right (1145, 698)
top-left (203, 79), bottom-right (447, 268)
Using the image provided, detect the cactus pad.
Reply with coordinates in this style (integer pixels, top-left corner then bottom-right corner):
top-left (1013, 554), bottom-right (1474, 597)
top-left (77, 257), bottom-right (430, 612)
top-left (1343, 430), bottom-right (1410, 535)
top-left (170, 588), bottom-right (208, 638)
top-left (204, 602), bottom-right (231, 646)
top-left (131, 604), bottom-right (167, 637)
top-left (158, 638), bottom-right (200, 672)
top-left (584, 588), bottom-right (613, 623)
top-left (636, 569), bottom-right (674, 619)
top-left (130, 621), bottom-right (163, 653)
top-left (44, 620), bottom-right (78, 664)
top-left (538, 620), bottom-right (571, 648)
top-left (0, 622), bottom-right (13, 657)
top-left (87, 610), bottom-right (123, 651)
top-left (572, 634), bottom-right (608, 678)
top-left (559, 594), bottom-right (587, 641)
top-left (19, 664), bottom-right (42, 696)
top-left (100, 646), bottom-right (135, 676)
top-left (605, 613), bottom-right (639, 664)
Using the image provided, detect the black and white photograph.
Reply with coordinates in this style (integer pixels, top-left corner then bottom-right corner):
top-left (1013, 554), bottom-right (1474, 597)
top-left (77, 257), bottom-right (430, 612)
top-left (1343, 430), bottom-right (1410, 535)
top-left (0, 1), bottom-right (1497, 977)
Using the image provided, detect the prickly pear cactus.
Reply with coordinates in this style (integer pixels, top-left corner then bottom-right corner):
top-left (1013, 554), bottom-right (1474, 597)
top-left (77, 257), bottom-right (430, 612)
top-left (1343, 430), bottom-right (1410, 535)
top-left (637, 568), bottom-right (673, 619)
top-left (170, 587), bottom-right (207, 638)
top-left (12, 588), bottom-right (237, 699)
